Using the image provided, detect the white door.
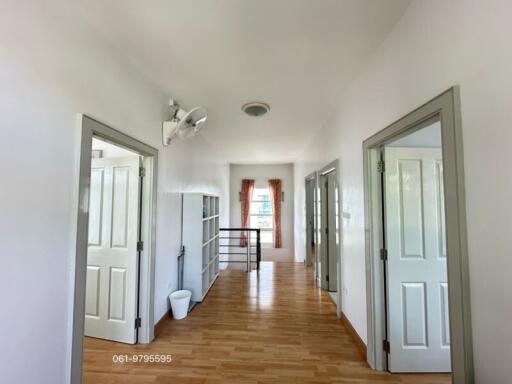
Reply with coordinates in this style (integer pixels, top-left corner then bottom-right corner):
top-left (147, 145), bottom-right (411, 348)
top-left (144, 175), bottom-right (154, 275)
top-left (326, 172), bottom-right (338, 292)
top-left (85, 156), bottom-right (141, 344)
top-left (305, 178), bottom-right (315, 267)
top-left (384, 147), bottom-right (450, 372)
top-left (319, 176), bottom-right (327, 289)
top-left (320, 171), bottom-right (338, 292)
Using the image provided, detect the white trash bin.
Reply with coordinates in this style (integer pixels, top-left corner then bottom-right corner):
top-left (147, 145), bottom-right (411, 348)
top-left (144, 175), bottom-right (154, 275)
top-left (169, 290), bottom-right (191, 320)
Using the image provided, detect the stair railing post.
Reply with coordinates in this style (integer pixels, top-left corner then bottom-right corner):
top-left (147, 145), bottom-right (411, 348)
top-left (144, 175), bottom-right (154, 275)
top-left (246, 230), bottom-right (250, 272)
top-left (256, 229), bottom-right (261, 270)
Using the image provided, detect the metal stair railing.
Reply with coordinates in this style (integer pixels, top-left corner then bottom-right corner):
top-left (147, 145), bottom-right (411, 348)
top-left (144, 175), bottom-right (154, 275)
top-left (219, 228), bottom-right (261, 271)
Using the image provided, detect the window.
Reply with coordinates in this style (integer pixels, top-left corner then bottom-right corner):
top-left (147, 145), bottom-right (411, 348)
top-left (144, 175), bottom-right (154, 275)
top-left (250, 187), bottom-right (273, 244)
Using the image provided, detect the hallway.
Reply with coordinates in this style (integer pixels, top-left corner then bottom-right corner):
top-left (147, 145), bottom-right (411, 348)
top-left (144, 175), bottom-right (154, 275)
top-left (83, 263), bottom-right (450, 383)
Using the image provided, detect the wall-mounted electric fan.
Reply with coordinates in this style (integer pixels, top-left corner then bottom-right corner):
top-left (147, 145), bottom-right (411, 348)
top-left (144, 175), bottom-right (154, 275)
top-left (162, 100), bottom-right (207, 146)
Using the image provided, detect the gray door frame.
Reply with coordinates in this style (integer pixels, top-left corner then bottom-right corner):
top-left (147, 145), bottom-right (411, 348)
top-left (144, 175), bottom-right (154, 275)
top-left (70, 115), bottom-right (158, 383)
top-left (362, 87), bottom-right (473, 383)
top-left (318, 160), bottom-right (342, 317)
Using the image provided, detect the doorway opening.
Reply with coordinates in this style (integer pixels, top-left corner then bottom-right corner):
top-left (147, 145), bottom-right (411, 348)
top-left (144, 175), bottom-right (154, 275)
top-left (70, 115), bottom-right (158, 384)
top-left (363, 88), bottom-right (473, 383)
top-left (304, 172), bottom-right (318, 273)
top-left (85, 137), bottom-right (143, 344)
top-left (383, 118), bottom-right (450, 373)
top-left (318, 160), bottom-right (341, 312)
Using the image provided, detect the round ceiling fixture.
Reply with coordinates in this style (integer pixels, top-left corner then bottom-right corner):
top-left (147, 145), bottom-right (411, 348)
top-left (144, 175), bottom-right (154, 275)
top-left (242, 102), bottom-right (270, 117)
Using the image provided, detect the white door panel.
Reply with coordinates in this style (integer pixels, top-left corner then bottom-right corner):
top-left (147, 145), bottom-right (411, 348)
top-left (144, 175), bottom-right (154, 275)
top-left (85, 156), bottom-right (141, 344)
top-left (88, 168), bottom-right (104, 246)
top-left (85, 265), bottom-right (101, 317)
top-left (385, 148), bottom-right (450, 372)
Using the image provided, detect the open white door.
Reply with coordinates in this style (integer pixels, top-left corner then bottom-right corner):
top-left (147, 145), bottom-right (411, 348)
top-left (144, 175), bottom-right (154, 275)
top-left (85, 156), bottom-right (141, 344)
top-left (326, 172), bottom-right (338, 292)
top-left (320, 171), bottom-right (338, 292)
top-left (319, 176), bottom-right (327, 289)
top-left (305, 178), bottom-right (315, 267)
top-left (384, 147), bottom-right (450, 372)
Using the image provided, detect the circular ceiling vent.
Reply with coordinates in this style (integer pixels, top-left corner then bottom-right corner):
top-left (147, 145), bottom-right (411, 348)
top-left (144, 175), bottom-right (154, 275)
top-left (242, 102), bottom-right (270, 117)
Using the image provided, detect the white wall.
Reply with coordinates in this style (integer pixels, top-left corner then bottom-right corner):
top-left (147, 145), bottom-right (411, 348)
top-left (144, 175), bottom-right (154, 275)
top-left (155, 139), bottom-right (230, 319)
top-left (0, 1), bottom-right (228, 383)
top-left (230, 164), bottom-right (294, 261)
top-left (294, 0), bottom-right (512, 382)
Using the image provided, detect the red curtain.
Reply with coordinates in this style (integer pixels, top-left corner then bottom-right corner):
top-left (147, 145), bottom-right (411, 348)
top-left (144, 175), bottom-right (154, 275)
top-left (240, 179), bottom-right (255, 247)
top-left (268, 179), bottom-right (282, 248)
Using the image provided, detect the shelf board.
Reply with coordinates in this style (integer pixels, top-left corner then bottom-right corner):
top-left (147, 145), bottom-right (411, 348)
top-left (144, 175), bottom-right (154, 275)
top-left (202, 234), bottom-right (219, 246)
top-left (202, 238), bottom-right (213, 247)
top-left (208, 255), bottom-right (220, 264)
top-left (210, 273), bottom-right (219, 285)
top-left (202, 273), bottom-right (219, 298)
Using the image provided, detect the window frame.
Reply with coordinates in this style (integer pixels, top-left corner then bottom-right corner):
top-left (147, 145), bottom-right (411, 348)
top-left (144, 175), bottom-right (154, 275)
top-left (249, 187), bottom-right (274, 244)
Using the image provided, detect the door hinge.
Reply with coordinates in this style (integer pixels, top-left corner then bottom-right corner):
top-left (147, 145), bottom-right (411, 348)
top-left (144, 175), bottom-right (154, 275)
top-left (383, 339), bottom-right (390, 353)
top-left (135, 317), bottom-right (142, 329)
top-left (137, 241), bottom-right (144, 252)
top-left (377, 160), bottom-right (385, 173)
top-left (326, 274), bottom-right (329, 282)
top-left (139, 166), bottom-right (146, 177)
top-left (380, 248), bottom-right (388, 261)
top-left (325, 227), bottom-right (328, 235)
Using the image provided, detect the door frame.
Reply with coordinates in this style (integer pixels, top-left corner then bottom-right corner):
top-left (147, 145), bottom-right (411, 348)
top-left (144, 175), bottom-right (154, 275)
top-left (318, 159), bottom-right (342, 317)
top-left (304, 171), bottom-right (318, 270)
top-left (70, 115), bottom-right (158, 384)
top-left (362, 87), bottom-right (473, 383)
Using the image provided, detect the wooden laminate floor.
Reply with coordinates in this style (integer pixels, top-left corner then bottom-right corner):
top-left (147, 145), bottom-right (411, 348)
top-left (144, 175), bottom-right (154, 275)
top-left (83, 262), bottom-right (451, 384)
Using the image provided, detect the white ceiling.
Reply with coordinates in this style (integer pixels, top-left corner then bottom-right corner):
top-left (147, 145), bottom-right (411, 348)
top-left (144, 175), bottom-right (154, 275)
top-left (77, 0), bottom-right (411, 163)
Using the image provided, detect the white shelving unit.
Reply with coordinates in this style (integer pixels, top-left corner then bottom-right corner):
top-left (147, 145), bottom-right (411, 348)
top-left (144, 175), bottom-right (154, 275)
top-left (182, 193), bottom-right (220, 302)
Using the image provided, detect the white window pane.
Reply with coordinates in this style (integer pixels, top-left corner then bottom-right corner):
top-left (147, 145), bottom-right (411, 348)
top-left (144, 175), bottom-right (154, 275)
top-left (250, 201), bottom-right (272, 215)
top-left (252, 188), bottom-right (271, 202)
top-left (250, 215), bottom-right (273, 229)
top-left (248, 188), bottom-right (273, 244)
